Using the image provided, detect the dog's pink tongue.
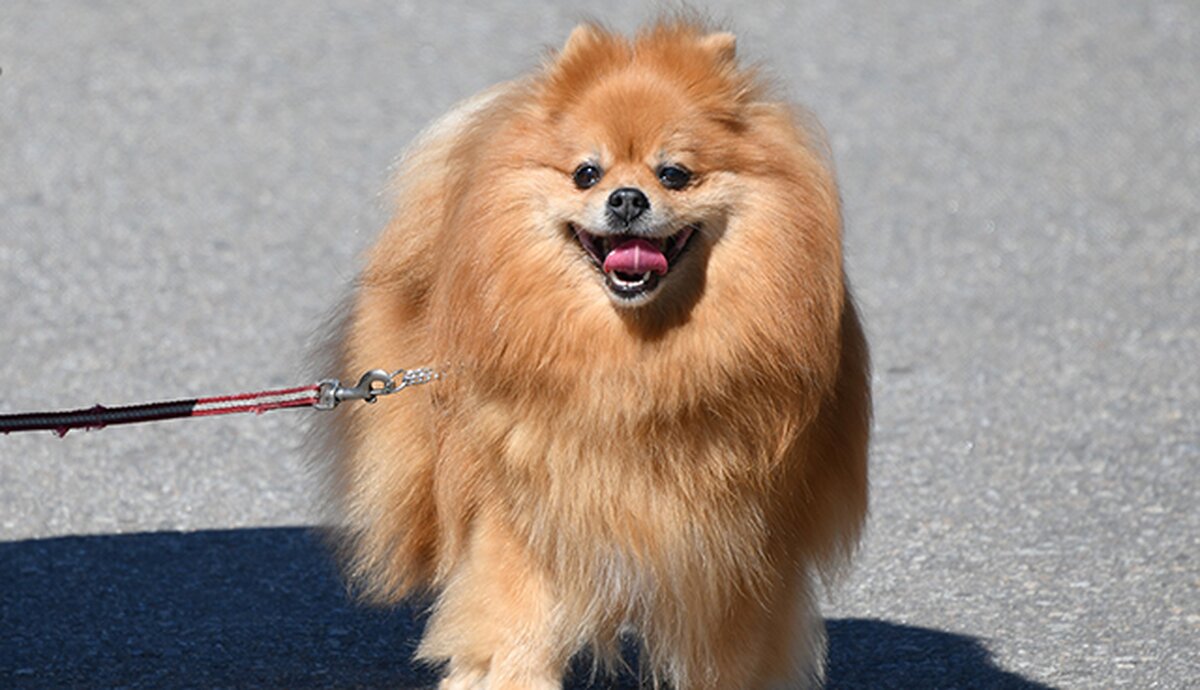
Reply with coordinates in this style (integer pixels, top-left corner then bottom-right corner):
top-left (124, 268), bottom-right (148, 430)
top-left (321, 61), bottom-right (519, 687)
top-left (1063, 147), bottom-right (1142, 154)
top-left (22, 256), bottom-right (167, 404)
top-left (603, 238), bottom-right (668, 276)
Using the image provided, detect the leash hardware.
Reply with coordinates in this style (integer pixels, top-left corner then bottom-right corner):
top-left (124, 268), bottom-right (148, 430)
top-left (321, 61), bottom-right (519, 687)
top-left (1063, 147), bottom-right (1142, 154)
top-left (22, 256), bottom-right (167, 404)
top-left (315, 367), bottom-right (439, 411)
top-left (316, 369), bottom-right (399, 410)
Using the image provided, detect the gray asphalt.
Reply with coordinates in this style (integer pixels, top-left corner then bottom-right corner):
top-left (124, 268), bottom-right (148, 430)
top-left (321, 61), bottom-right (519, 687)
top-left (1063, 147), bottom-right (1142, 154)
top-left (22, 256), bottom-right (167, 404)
top-left (1, 2), bottom-right (1196, 688)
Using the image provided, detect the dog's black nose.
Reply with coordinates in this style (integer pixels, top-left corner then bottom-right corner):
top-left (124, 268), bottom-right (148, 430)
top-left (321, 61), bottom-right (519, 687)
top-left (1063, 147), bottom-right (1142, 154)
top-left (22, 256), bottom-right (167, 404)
top-left (607, 187), bottom-right (650, 224)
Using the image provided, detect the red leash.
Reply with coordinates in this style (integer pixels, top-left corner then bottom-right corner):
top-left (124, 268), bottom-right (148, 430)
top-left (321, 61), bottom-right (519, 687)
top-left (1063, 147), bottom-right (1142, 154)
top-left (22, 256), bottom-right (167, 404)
top-left (0, 368), bottom-right (439, 437)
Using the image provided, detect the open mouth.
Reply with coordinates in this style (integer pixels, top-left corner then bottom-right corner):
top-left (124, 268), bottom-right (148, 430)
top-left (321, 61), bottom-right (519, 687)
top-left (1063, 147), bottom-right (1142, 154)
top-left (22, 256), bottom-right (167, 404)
top-left (571, 224), bottom-right (697, 300)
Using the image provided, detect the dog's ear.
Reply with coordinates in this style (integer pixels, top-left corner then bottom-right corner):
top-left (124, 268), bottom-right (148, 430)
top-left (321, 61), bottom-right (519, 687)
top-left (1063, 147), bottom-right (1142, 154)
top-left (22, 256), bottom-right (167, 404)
top-left (699, 31), bottom-right (737, 64)
top-left (542, 23), bottom-right (626, 116)
top-left (561, 23), bottom-right (605, 59)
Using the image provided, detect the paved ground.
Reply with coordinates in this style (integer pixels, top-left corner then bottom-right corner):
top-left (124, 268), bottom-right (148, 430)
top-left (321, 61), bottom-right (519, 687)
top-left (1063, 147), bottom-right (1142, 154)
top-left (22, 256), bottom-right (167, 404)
top-left (1, 2), bottom-right (1196, 688)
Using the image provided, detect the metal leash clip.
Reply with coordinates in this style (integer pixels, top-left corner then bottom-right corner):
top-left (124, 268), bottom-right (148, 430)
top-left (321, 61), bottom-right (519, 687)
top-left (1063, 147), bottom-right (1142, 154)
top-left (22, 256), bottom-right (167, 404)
top-left (315, 368), bottom-right (439, 411)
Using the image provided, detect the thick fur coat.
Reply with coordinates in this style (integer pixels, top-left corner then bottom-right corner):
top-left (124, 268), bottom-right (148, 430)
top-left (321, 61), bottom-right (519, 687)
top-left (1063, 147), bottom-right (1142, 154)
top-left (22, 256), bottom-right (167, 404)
top-left (318, 20), bottom-right (870, 690)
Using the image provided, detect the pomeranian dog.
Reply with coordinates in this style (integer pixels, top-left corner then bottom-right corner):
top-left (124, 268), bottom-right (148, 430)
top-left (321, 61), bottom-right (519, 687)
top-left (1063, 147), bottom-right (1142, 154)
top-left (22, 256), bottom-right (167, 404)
top-left (318, 18), bottom-right (869, 690)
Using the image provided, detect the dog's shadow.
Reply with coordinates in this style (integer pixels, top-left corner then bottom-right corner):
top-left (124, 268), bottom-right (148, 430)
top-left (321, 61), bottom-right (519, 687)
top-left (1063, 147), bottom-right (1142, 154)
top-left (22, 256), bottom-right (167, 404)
top-left (0, 527), bottom-right (1053, 689)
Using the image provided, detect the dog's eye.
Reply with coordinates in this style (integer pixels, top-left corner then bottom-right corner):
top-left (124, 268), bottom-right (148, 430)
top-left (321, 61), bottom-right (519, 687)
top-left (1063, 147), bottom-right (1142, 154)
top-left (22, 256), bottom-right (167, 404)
top-left (657, 165), bottom-right (691, 190)
top-left (573, 164), bottom-right (603, 190)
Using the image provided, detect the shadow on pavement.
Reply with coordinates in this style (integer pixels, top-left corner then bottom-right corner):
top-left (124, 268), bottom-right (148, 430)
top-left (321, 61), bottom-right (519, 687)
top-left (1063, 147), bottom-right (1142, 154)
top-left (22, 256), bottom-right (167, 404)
top-left (0, 528), bottom-right (1053, 689)
top-left (826, 619), bottom-right (1055, 689)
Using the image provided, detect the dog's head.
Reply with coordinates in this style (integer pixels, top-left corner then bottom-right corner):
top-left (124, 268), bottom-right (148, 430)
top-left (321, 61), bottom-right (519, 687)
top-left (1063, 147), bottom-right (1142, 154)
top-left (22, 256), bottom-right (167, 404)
top-left (434, 19), bottom-right (843, 386)
top-left (526, 22), bottom-right (765, 309)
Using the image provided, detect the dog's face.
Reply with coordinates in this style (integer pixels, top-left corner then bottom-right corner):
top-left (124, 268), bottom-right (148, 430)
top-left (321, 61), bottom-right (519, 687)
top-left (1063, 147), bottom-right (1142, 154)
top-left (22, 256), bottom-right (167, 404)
top-left (532, 27), bottom-right (753, 309)
top-left (555, 98), bottom-right (712, 308)
top-left (565, 157), bottom-right (700, 307)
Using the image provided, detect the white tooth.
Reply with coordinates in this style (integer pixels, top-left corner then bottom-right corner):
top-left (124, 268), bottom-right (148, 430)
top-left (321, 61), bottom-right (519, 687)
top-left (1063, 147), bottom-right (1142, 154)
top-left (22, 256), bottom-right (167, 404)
top-left (641, 272), bottom-right (651, 281)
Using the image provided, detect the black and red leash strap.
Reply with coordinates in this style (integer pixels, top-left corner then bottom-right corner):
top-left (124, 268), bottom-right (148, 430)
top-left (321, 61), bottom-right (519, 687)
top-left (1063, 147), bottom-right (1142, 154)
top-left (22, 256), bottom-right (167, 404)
top-left (0, 368), bottom-right (439, 436)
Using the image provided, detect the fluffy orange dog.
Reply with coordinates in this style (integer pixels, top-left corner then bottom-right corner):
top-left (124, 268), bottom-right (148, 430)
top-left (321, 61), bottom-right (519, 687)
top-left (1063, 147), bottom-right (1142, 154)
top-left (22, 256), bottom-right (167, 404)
top-left (320, 19), bottom-right (869, 689)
